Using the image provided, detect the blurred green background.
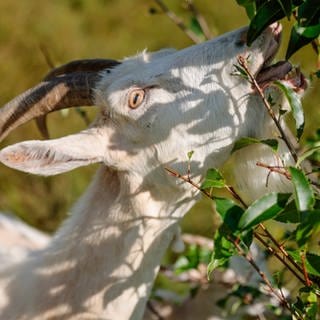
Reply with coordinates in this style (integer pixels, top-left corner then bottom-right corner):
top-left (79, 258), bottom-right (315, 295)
top-left (0, 0), bottom-right (319, 234)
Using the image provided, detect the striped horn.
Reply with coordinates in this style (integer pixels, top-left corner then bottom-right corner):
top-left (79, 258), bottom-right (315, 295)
top-left (0, 59), bottom-right (120, 142)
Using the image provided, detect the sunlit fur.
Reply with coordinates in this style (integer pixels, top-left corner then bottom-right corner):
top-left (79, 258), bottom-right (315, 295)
top-left (0, 25), bottom-right (294, 319)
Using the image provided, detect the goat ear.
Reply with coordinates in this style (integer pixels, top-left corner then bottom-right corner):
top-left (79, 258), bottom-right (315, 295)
top-left (0, 128), bottom-right (106, 176)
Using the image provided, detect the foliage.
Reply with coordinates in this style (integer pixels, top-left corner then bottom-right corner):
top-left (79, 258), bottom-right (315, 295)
top-left (237, 0), bottom-right (320, 59)
top-left (150, 1), bottom-right (320, 319)
top-left (206, 2), bottom-right (320, 317)
top-left (0, 0), bottom-right (319, 318)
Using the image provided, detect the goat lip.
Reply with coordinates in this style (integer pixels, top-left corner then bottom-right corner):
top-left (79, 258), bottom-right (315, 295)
top-left (256, 61), bottom-right (292, 85)
top-left (256, 24), bottom-right (307, 92)
top-left (256, 61), bottom-right (307, 92)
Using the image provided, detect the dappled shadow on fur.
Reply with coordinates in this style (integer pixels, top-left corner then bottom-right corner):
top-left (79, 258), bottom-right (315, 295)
top-left (0, 25), bottom-right (292, 319)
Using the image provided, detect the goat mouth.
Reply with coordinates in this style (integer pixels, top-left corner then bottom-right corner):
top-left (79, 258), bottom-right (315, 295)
top-left (256, 62), bottom-right (307, 92)
top-left (255, 23), bottom-right (307, 93)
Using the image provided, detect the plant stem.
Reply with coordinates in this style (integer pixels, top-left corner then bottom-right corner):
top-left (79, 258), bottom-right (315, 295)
top-left (231, 237), bottom-right (293, 313)
top-left (256, 161), bottom-right (291, 180)
top-left (300, 252), bottom-right (312, 287)
top-left (153, 0), bottom-right (202, 44)
top-left (258, 223), bottom-right (305, 276)
top-left (254, 232), bottom-right (306, 285)
top-left (165, 166), bottom-right (212, 199)
top-left (185, 0), bottom-right (213, 40)
top-left (237, 56), bottom-right (298, 163)
top-left (164, 165), bottom-right (309, 309)
top-left (225, 185), bottom-right (247, 208)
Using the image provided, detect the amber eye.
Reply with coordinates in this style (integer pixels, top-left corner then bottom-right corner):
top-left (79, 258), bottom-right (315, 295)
top-left (128, 89), bottom-right (145, 109)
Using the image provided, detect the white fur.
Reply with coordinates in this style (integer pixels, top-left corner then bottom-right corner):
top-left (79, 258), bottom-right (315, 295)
top-left (0, 26), bottom-right (294, 319)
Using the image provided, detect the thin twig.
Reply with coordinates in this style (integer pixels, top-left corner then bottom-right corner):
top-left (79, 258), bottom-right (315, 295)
top-left (185, 0), bottom-right (213, 40)
top-left (292, 12), bottom-right (320, 69)
top-left (219, 174), bottom-right (306, 281)
top-left (237, 56), bottom-right (298, 162)
top-left (300, 252), bottom-right (312, 287)
top-left (231, 237), bottom-right (292, 313)
top-left (254, 232), bottom-right (306, 285)
top-left (165, 167), bottom-right (305, 311)
top-left (256, 162), bottom-right (291, 180)
top-left (165, 167), bottom-right (248, 208)
top-left (258, 223), bottom-right (304, 276)
top-left (225, 185), bottom-right (247, 208)
top-left (153, 0), bottom-right (202, 43)
top-left (165, 166), bottom-right (212, 199)
top-left (258, 160), bottom-right (320, 191)
top-left (225, 177), bottom-right (307, 284)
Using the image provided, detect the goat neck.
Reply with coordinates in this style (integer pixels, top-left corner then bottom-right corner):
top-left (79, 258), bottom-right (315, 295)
top-left (0, 167), bottom-right (196, 320)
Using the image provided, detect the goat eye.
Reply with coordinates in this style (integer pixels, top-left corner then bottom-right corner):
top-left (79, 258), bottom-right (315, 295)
top-left (128, 89), bottom-right (145, 109)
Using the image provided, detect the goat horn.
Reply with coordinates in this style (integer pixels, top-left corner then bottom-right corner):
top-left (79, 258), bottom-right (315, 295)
top-left (44, 59), bottom-right (120, 80)
top-left (0, 59), bottom-right (120, 142)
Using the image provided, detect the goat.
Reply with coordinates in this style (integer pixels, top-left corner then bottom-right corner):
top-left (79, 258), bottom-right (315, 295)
top-left (0, 23), bottom-right (306, 319)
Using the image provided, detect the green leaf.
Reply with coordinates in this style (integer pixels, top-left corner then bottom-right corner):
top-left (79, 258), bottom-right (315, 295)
top-left (215, 198), bottom-right (244, 227)
top-left (189, 17), bottom-right (204, 38)
top-left (273, 81), bottom-right (304, 140)
top-left (247, 0), bottom-right (290, 45)
top-left (275, 200), bottom-right (301, 223)
top-left (295, 223), bottom-right (313, 247)
top-left (296, 24), bottom-right (320, 38)
top-left (289, 167), bottom-right (315, 211)
top-left (187, 150), bottom-right (194, 160)
top-left (207, 229), bottom-right (236, 276)
top-left (201, 168), bottom-right (226, 189)
top-left (232, 64), bottom-right (250, 80)
top-left (286, 25), bottom-right (320, 58)
top-left (295, 210), bottom-right (320, 246)
top-left (288, 251), bottom-right (320, 276)
top-left (293, 287), bottom-right (318, 319)
top-left (232, 137), bottom-right (279, 153)
top-left (208, 198), bottom-right (253, 277)
top-left (238, 192), bottom-right (290, 230)
top-left (286, 0), bottom-right (320, 58)
top-left (236, 0), bottom-right (256, 19)
top-left (247, 0), bottom-right (303, 45)
top-left (276, 0), bottom-right (292, 19)
top-left (297, 142), bottom-right (320, 166)
top-left (305, 253), bottom-right (320, 277)
top-left (296, 0), bottom-right (320, 26)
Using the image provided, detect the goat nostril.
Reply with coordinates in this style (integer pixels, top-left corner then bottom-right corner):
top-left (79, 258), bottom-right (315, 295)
top-left (128, 89), bottom-right (145, 109)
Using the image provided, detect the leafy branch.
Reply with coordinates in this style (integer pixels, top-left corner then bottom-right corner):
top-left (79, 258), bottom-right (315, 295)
top-left (151, 0), bottom-right (214, 43)
top-left (152, 0), bottom-right (203, 43)
top-left (155, 1), bottom-right (320, 318)
top-left (237, 55), bottom-right (299, 162)
top-left (237, 0), bottom-right (320, 60)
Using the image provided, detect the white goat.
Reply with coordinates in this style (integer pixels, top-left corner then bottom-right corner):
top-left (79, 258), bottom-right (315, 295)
top-left (0, 23), bottom-right (306, 320)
